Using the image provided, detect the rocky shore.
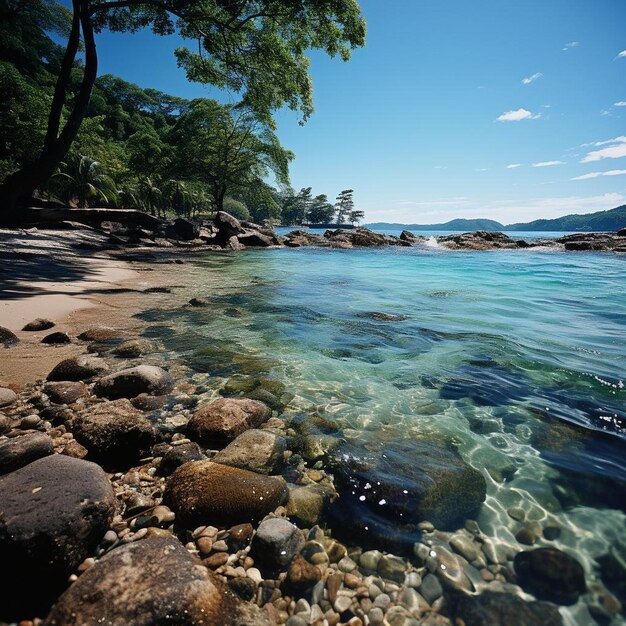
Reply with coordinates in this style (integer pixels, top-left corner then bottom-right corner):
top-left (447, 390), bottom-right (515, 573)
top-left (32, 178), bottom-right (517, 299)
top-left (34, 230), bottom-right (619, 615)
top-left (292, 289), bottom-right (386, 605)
top-left (1, 302), bottom-right (624, 625)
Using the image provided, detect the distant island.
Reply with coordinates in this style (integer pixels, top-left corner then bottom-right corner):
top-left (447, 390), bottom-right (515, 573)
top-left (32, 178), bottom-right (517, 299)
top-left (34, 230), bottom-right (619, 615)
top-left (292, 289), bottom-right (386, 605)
top-left (366, 204), bottom-right (626, 232)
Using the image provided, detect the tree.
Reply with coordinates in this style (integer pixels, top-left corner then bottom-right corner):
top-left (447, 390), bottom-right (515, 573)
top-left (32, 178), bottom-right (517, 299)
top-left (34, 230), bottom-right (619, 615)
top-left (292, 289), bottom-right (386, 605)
top-left (170, 99), bottom-right (292, 212)
top-left (335, 189), bottom-right (354, 224)
top-left (280, 186), bottom-right (312, 225)
top-left (0, 0), bottom-right (366, 220)
top-left (348, 209), bottom-right (365, 225)
top-left (307, 193), bottom-right (335, 224)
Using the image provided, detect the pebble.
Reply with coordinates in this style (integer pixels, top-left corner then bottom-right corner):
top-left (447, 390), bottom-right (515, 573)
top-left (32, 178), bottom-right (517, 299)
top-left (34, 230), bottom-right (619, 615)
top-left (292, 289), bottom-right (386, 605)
top-left (359, 550), bottom-right (382, 571)
top-left (508, 507), bottom-right (526, 521)
top-left (338, 556), bottom-right (358, 573)
top-left (377, 554), bottom-right (406, 584)
top-left (449, 534), bottom-right (479, 562)
top-left (247, 567), bottom-right (262, 584)
top-left (373, 593), bottom-right (391, 609)
top-left (419, 574), bottom-right (443, 604)
top-left (344, 573), bottom-right (361, 589)
top-left (333, 593), bottom-right (353, 614)
top-left (212, 540), bottom-right (229, 552)
top-left (417, 521), bottom-right (434, 532)
top-left (196, 537), bottom-right (213, 556)
top-left (405, 572), bottom-right (422, 588)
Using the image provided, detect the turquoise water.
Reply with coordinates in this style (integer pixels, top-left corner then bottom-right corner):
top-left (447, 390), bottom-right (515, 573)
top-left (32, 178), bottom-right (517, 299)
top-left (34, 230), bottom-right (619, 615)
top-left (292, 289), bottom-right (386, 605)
top-left (143, 246), bottom-right (626, 608)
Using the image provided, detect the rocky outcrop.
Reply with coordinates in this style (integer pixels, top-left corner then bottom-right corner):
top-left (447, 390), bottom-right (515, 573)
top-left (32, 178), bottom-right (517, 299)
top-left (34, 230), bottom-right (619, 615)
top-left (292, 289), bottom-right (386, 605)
top-left (45, 535), bottom-right (268, 626)
top-left (93, 365), bottom-right (174, 399)
top-left (213, 211), bottom-right (281, 249)
top-left (71, 399), bottom-right (157, 467)
top-left (438, 231), bottom-right (519, 250)
top-left (47, 355), bottom-right (109, 381)
top-left (0, 455), bottom-right (115, 619)
top-left (164, 460), bottom-right (288, 527)
top-left (187, 398), bottom-right (272, 447)
top-left (0, 432), bottom-right (54, 474)
top-left (327, 440), bottom-right (486, 553)
top-left (514, 547), bottom-right (586, 605)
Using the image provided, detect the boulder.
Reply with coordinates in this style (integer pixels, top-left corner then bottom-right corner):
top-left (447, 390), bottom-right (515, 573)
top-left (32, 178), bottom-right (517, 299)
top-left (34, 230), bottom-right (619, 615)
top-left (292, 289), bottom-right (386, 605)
top-left (44, 535), bottom-right (268, 626)
top-left (287, 484), bottom-right (330, 526)
top-left (327, 440), bottom-right (486, 553)
top-left (47, 355), bottom-right (109, 381)
top-left (41, 331), bottom-right (71, 344)
top-left (618, 228), bottom-right (626, 237)
top-left (0, 413), bottom-right (11, 434)
top-left (187, 398), bottom-right (272, 447)
top-left (450, 590), bottom-right (563, 626)
top-left (43, 381), bottom-right (88, 404)
top-left (214, 211), bottom-right (245, 241)
top-left (189, 297), bottom-right (209, 307)
top-left (22, 318), bottom-right (55, 331)
top-left (131, 393), bottom-right (168, 411)
top-left (77, 327), bottom-right (122, 342)
top-left (169, 217), bottom-right (200, 241)
top-left (400, 230), bottom-right (418, 242)
top-left (71, 399), bottom-right (157, 468)
top-left (0, 325), bottom-right (19, 347)
top-left (0, 386), bottom-right (17, 407)
top-left (214, 428), bottom-right (286, 474)
top-left (251, 517), bottom-right (305, 572)
top-left (93, 365), bottom-right (174, 399)
top-left (514, 547), bottom-right (586, 605)
top-left (0, 432), bottom-right (54, 474)
top-left (111, 339), bottom-right (154, 358)
top-left (237, 230), bottom-right (275, 247)
top-left (164, 460), bottom-right (288, 527)
top-left (158, 441), bottom-right (207, 476)
top-left (0, 455), bottom-right (115, 619)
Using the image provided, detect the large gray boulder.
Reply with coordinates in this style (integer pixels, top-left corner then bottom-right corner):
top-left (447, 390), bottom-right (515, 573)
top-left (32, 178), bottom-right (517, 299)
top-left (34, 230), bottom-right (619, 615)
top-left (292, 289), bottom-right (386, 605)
top-left (45, 535), bottom-right (269, 626)
top-left (47, 355), bottom-right (109, 381)
top-left (164, 460), bottom-right (288, 527)
top-left (71, 399), bottom-right (157, 468)
top-left (0, 455), bottom-right (115, 619)
top-left (93, 365), bottom-right (174, 399)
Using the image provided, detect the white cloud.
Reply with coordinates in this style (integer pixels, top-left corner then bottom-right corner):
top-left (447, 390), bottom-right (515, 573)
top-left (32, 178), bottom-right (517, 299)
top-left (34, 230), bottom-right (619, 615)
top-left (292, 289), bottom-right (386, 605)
top-left (581, 137), bottom-right (626, 162)
top-left (497, 108), bottom-right (541, 122)
top-left (506, 164), bottom-right (522, 169)
top-left (532, 160), bottom-right (565, 167)
top-left (614, 102), bottom-right (626, 107)
top-left (571, 169), bottom-right (626, 180)
top-left (563, 41), bottom-right (579, 51)
top-left (593, 136), bottom-right (626, 146)
top-left (522, 72), bottom-right (543, 85)
top-left (475, 168), bottom-right (489, 172)
top-left (618, 50), bottom-right (626, 58)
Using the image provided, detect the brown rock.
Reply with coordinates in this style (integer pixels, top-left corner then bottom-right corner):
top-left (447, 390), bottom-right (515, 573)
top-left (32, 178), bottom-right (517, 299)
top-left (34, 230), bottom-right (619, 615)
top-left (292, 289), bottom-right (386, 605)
top-left (45, 535), bottom-right (269, 626)
top-left (22, 318), bottom-right (55, 331)
top-left (213, 428), bottom-right (285, 474)
top-left (61, 439), bottom-right (88, 459)
top-left (164, 460), bottom-right (288, 527)
top-left (41, 331), bottom-right (71, 345)
top-left (77, 327), bottom-right (121, 342)
top-left (204, 551), bottom-right (230, 569)
top-left (0, 386), bottom-right (17, 408)
top-left (286, 555), bottom-right (322, 596)
top-left (93, 365), bottom-right (174, 400)
top-left (187, 398), bottom-right (271, 447)
top-left (47, 355), bottom-right (109, 381)
top-left (0, 432), bottom-right (54, 475)
top-left (44, 381), bottom-right (88, 405)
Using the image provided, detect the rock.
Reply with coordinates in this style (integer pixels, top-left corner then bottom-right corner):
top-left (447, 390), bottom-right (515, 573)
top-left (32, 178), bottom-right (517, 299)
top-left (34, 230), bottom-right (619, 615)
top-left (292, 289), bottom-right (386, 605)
top-left (77, 327), bottom-right (121, 342)
top-left (251, 518), bottom-right (305, 572)
top-left (438, 231), bottom-right (517, 251)
top-left (47, 355), bottom-right (109, 381)
top-left (44, 535), bottom-right (269, 626)
top-left (61, 439), bottom-right (88, 459)
top-left (41, 331), bottom-right (71, 344)
top-left (189, 297), bottom-right (209, 307)
top-left (187, 398), bottom-right (272, 447)
top-left (0, 432), bottom-right (54, 474)
top-left (112, 339), bottom-right (154, 358)
top-left (164, 460), bottom-right (288, 527)
top-left (377, 554), bottom-right (406, 584)
top-left (0, 386), bottom-right (17, 407)
top-left (359, 550), bottom-right (382, 571)
top-left (400, 230), bottom-right (418, 242)
top-left (618, 227), bottom-right (626, 237)
top-left (228, 577), bottom-right (257, 602)
top-left (514, 548), bottom-right (586, 605)
top-left (158, 441), bottom-right (207, 475)
top-left (327, 440), bottom-right (486, 553)
top-left (450, 590), bottom-right (563, 626)
top-left (449, 533), bottom-right (479, 562)
top-left (238, 230), bottom-right (275, 247)
top-left (214, 429), bottom-right (286, 474)
top-left (287, 484), bottom-right (329, 526)
top-left (515, 527), bottom-right (536, 545)
top-left (131, 393), bottom-right (167, 411)
top-left (597, 548), bottom-right (626, 607)
top-left (169, 217), bottom-right (200, 241)
top-left (0, 455), bottom-right (115, 618)
top-left (93, 365), bottom-right (174, 399)
top-left (419, 574), bottom-right (443, 605)
top-left (71, 399), bottom-right (157, 468)
top-left (22, 318), bottom-right (55, 331)
top-left (214, 211), bottom-right (245, 242)
top-left (0, 326), bottom-right (19, 347)
top-left (286, 555), bottom-right (322, 596)
top-left (0, 413), bottom-right (11, 434)
top-left (43, 381), bottom-right (88, 404)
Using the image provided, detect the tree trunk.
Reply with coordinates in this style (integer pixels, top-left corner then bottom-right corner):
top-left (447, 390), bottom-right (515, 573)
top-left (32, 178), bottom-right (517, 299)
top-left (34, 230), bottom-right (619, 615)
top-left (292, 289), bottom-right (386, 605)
top-left (0, 0), bottom-right (97, 224)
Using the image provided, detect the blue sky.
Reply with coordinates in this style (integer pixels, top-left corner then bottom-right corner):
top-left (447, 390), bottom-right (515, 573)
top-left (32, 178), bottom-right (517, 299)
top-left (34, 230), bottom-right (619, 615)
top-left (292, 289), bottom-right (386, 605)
top-left (86, 0), bottom-right (626, 223)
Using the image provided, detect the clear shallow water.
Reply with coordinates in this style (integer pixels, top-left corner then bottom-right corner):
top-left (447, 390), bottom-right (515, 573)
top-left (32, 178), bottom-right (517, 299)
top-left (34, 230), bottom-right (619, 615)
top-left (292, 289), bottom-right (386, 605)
top-left (143, 246), bottom-right (626, 618)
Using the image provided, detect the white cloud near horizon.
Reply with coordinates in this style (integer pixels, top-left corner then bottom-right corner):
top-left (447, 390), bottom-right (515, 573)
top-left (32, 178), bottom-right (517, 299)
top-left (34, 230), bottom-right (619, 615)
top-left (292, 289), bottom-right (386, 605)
top-left (617, 50), bottom-right (626, 58)
top-left (571, 169), bottom-right (626, 180)
top-left (497, 108), bottom-right (541, 122)
top-left (532, 160), bottom-right (565, 167)
top-left (506, 164), bottom-right (522, 169)
top-left (614, 102), bottom-right (626, 107)
top-left (563, 41), bottom-right (579, 51)
top-left (522, 72), bottom-right (543, 85)
top-left (581, 137), bottom-right (626, 162)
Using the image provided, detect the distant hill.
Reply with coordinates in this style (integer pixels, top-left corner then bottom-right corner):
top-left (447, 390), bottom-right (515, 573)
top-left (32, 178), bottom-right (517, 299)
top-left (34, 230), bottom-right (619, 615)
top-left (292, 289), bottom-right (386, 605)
top-left (365, 218), bottom-right (504, 231)
top-left (505, 205), bottom-right (626, 232)
top-left (365, 205), bottom-right (626, 232)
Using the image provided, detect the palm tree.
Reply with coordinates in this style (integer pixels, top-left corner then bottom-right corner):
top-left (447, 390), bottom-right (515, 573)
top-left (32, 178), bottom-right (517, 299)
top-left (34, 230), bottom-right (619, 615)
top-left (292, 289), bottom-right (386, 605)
top-left (51, 154), bottom-right (118, 207)
top-left (137, 177), bottom-right (163, 217)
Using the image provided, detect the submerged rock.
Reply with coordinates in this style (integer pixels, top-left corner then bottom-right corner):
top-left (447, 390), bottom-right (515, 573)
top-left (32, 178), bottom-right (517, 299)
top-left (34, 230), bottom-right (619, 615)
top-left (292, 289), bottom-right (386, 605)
top-left (71, 399), bottom-right (157, 467)
top-left (45, 535), bottom-right (268, 626)
top-left (213, 428), bottom-right (286, 474)
top-left (157, 441), bottom-right (207, 475)
top-left (47, 355), bottom-right (109, 381)
top-left (327, 439), bottom-right (486, 553)
top-left (187, 397), bottom-right (271, 447)
top-left (111, 339), bottom-right (154, 358)
top-left (514, 547), bottom-right (586, 605)
top-left (0, 432), bottom-right (54, 474)
top-left (164, 460), bottom-right (288, 527)
top-left (93, 365), bottom-right (174, 399)
top-left (0, 455), bottom-right (115, 619)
